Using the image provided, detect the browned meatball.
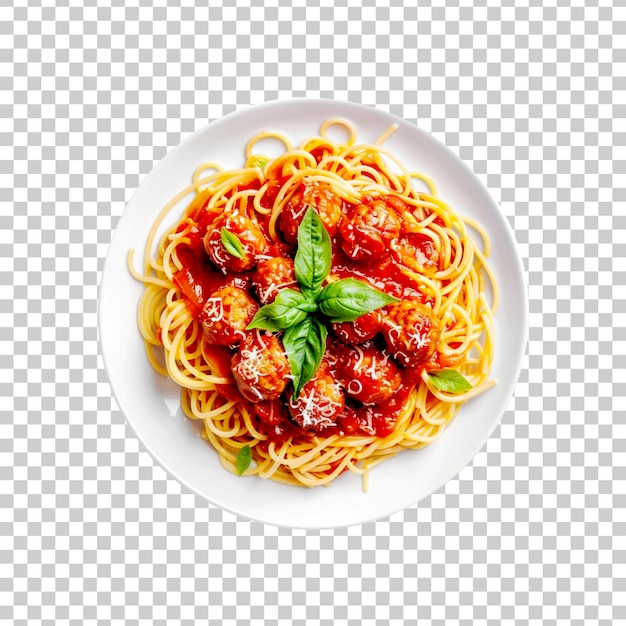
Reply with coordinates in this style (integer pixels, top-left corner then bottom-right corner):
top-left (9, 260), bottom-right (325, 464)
top-left (200, 285), bottom-right (259, 347)
top-left (279, 180), bottom-right (343, 244)
top-left (231, 331), bottom-right (290, 402)
top-left (339, 199), bottom-right (401, 262)
top-left (331, 309), bottom-right (382, 345)
top-left (381, 299), bottom-right (441, 367)
top-left (287, 362), bottom-right (345, 432)
top-left (339, 345), bottom-right (401, 405)
top-left (204, 213), bottom-right (268, 273)
top-left (252, 256), bottom-right (298, 304)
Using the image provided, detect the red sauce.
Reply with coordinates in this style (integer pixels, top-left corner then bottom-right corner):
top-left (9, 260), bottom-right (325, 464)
top-left (258, 419), bottom-right (303, 444)
top-left (172, 249), bottom-right (219, 316)
top-left (260, 174), bottom-right (292, 210)
top-left (255, 399), bottom-right (287, 425)
top-left (356, 384), bottom-right (412, 437)
top-left (320, 458), bottom-right (354, 477)
top-left (332, 246), bottom-right (424, 300)
top-left (185, 188), bottom-right (212, 221)
top-left (310, 146), bottom-right (331, 163)
top-left (237, 180), bottom-right (261, 193)
top-left (173, 247), bottom-right (252, 317)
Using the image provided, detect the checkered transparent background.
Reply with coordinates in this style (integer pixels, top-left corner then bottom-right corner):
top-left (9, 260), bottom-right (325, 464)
top-left (2, 0), bottom-right (624, 624)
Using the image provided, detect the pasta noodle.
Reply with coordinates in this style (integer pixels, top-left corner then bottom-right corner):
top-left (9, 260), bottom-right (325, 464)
top-left (129, 120), bottom-right (497, 488)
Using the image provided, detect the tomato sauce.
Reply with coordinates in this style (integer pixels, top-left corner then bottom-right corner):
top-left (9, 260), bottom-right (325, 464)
top-left (258, 419), bottom-right (303, 444)
top-left (260, 174), bottom-right (292, 210)
top-left (331, 246), bottom-right (424, 300)
top-left (173, 246), bottom-right (252, 317)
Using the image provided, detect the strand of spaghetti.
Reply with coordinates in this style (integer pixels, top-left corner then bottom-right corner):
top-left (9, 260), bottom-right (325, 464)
top-left (137, 286), bottom-right (168, 343)
top-left (319, 118), bottom-right (357, 145)
top-left (410, 172), bottom-right (438, 196)
top-left (186, 388), bottom-right (231, 417)
top-left (192, 162), bottom-right (222, 186)
top-left (290, 451), bottom-right (360, 487)
top-left (142, 344), bottom-right (169, 377)
top-left (188, 392), bottom-right (238, 422)
top-left (394, 267), bottom-right (442, 311)
top-left (439, 303), bottom-right (476, 357)
top-left (462, 215), bottom-right (492, 256)
top-left (374, 123), bottom-right (399, 146)
top-left (142, 171), bottom-right (231, 271)
top-left (265, 149), bottom-right (317, 172)
top-left (205, 170), bottom-right (262, 210)
top-left (127, 250), bottom-right (173, 290)
top-left (471, 245), bottom-right (499, 314)
top-left (266, 436), bottom-right (339, 469)
top-left (246, 131), bottom-right (293, 159)
top-left (221, 188), bottom-right (261, 217)
top-left (299, 137), bottom-right (340, 157)
top-left (316, 154), bottom-right (364, 178)
top-left (165, 320), bottom-right (233, 388)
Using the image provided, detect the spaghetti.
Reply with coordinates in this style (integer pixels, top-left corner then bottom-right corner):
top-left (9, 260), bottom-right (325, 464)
top-left (129, 119), bottom-right (497, 489)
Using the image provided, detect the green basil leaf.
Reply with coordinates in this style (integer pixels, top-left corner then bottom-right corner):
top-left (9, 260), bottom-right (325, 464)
top-left (221, 227), bottom-right (245, 259)
top-left (247, 288), bottom-right (310, 331)
top-left (294, 206), bottom-right (332, 298)
top-left (236, 444), bottom-right (252, 476)
top-left (428, 370), bottom-right (473, 394)
top-left (317, 278), bottom-right (399, 323)
top-left (282, 316), bottom-right (327, 399)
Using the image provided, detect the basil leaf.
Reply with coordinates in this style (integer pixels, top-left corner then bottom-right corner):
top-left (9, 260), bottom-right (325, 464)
top-left (221, 227), bottom-right (244, 259)
top-left (236, 444), bottom-right (251, 476)
top-left (317, 278), bottom-right (399, 323)
top-left (247, 288), bottom-right (310, 331)
top-left (294, 206), bottom-right (332, 298)
top-left (282, 316), bottom-right (327, 399)
top-left (428, 370), bottom-right (473, 394)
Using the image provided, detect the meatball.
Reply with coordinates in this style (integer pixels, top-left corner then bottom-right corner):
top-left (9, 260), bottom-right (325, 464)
top-left (339, 198), bottom-right (401, 262)
top-left (391, 232), bottom-right (439, 273)
top-left (288, 362), bottom-right (345, 432)
top-left (252, 256), bottom-right (298, 304)
top-left (331, 309), bottom-right (382, 345)
top-left (381, 299), bottom-right (441, 367)
top-left (200, 285), bottom-right (259, 347)
top-left (204, 212), bottom-right (268, 273)
top-left (339, 345), bottom-right (401, 405)
top-left (279, 180), bottom-right (343, 244)
top-left (231, 331), bottom-right (290, 402)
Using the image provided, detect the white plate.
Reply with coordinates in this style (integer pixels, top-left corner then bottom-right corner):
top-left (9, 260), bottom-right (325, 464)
top-left (99, 99), bottom-right (527, 529)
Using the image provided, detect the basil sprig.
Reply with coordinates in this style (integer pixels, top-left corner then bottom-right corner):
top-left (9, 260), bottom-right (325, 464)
top-left (247, 206), bottom-right (398, 397)
top-left (282, 316), bottom-right (328, 398)
top-left (247, 288), bottom-right (315, 332)
top-left (294, 205), bottom-right (332, 298)
top-left (221, 227), bottom-right (244, 259)
top-left (428, 369), bottom-right (473, 393)
top-left (317, 278), bottom-right (398, 323)
top-left (236, 444), bottom-right (252, 475)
